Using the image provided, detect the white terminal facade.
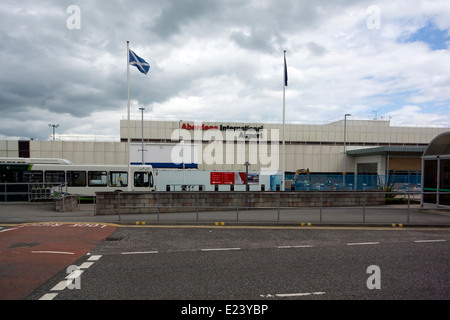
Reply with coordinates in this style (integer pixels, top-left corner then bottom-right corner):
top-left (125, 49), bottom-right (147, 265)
top-left (1, 119), bottom-right (449, 177)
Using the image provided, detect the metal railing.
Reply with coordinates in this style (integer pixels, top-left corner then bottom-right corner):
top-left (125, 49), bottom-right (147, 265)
top-left (0, 182), bottom-right (67, 202)
top-left (114, 190), bottom-right (449, 225)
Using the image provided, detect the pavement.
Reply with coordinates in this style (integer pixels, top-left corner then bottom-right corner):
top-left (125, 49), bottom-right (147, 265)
top-left (1, 201), bottom-right (450, 228)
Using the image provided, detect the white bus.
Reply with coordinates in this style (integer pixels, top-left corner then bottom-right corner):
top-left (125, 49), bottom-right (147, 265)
top-left (0, 158), bottom-right (155, 199)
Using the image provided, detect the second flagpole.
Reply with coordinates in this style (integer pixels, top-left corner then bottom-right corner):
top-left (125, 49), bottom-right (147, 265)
top-left (282, 50), bottom-right (286, 192)
top-left (127, 40), bottom-right (131, 191)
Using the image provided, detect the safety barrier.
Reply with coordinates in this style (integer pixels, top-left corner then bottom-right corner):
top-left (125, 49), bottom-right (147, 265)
top-left (0, 183), bottom-right (67, 202)
top-left (92, 189), bottom-right (450, 225)
top-left (94, 191), bottom-right (431, 223)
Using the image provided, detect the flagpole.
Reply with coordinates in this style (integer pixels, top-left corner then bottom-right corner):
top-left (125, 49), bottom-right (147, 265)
top-left (282, 50), bottom-right (286, 192)
top-left (127, 40), bottom-right (131, 191)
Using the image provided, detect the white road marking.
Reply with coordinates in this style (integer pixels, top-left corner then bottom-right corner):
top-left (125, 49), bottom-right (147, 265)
top-left (278, 245), bottom-right (314, 249)
top-left (276, 292), bottom-right (326, 297)
top-left (261, 292), bottom-right (325, 298)
top-left (39, 293), bottom-right (59, 300)
top-left (51, 280), bottom-right (70, 291)
top-left (121, 251), bottom-right (159, 255)
top-left (414, 239), bottom-right (446, 243)
top-left (37, 254), bottom-right (103, 300)
top-left (201, 248), bottom-right (241, 252)
top-left (0, 226), bottom-right (21, 233)
top-left (65, 269), bottom-right (84, 279)
top-left (346, 242), bottom-right (379, 246)
top-left (32, 251), bottom-right (75, 255)
top-left (87, 255), bottom-right (102, 261)
top-left (79, 262), bottom-right (94, 269)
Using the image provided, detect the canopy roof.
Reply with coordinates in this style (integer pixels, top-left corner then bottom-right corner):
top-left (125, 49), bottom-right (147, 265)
top-left (347, 146), bottom-right (426, 157)
top-left (423, 131), bottom-right (450, 156)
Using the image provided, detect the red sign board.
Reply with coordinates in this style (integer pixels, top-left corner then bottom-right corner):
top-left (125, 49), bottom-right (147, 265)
top-left (210, 172), bottom-right (223, 185)
top-left (235, 172), bottom-right (246, 185)
top-left (223, 172), bottom-right (235, 185)
top-left (210, 172), bottom-right (247, 185)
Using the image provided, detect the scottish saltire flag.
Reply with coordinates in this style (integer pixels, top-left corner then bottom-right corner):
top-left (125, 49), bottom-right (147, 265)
top-left (284, 54), bottom-right (288, 86)
top-left (129, 49), bottom-right (150, 75)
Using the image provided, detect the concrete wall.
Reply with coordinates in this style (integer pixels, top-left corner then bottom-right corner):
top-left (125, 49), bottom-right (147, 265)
top-left (29, 140), bottom-right (127, 165)
top-left (121, 119), bottom-right (449, 172)
top-left (0, 140), bottom-right (19, 157)
top-left (95, 191), bottom-right (386, 215)
top-left (55, 195), bottom-right (80, 212)
top-left (122, 119), bottom-right (446, 146)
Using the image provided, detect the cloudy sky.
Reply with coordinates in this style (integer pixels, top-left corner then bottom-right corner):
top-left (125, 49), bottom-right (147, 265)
top-left (1, 0), bottom-right (450, 141)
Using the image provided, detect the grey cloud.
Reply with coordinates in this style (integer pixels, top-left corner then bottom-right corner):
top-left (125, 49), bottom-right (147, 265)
top-left (151, 0), bottom-right (220, 38)
top-left (0, 0), bottom-right (448, 141)
top-left (307, 42), bottom-right (328, 56)
top-left (230, 28), bottom-right (284, 54)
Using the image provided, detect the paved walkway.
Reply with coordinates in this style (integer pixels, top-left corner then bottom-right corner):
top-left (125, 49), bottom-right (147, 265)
top-left (1, 202), bottom-right (450, 227)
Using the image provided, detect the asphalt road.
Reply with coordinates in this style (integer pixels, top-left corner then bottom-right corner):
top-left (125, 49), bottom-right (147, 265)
top-left (26, 226), bottom-right (450, 302)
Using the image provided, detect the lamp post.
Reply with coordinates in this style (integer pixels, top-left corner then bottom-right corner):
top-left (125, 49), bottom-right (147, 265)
top-left (48, 124), bottom-right (59, 141)
top-left (244, 161), bottom-right (250, 192)
top-left (244, 161), bottom-right (250, 209)
top-left (343, 114), bottom-right (351, 186)
top-left (139, 107), bottom-right (145, 165)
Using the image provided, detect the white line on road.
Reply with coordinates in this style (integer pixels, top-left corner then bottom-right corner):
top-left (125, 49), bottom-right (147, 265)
top-left (32, 251), bottom-right (75, 255)
top-left (121, 251), bottom-right (159, 255)
top-left (39, 293), bottom-right (59, 300)
top-left (201, 248), bottom-right (241, 252)
top-left (278, 245), bottom-right (314, 249)
top-left (0, 226), bottom-right (22, 233)
top-left (276, 292), bottom-right (326, 297)
top-left (51, 280), bottom-right (70, 291)
top-left (261, 292), bottom-right (325, 298)
top-left (87, 255), bottom-right (102, 261)
top-left (65, 269), bottom-right (84, 280)
top-left (414, 239), bottom-right (446, 243)
top-left (346, 242), bottom-right (379, 246)
top-left (79, 262), bottom-right (95, 269)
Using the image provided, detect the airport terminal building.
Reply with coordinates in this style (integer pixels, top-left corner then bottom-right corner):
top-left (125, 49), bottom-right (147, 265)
top-left (0, 119), bottom-right (448, 190)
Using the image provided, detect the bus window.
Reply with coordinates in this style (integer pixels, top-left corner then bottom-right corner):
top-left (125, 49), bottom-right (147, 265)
top-left (1, 164), bottom-right (34, 183)
top-left (23, 171), bottom-right (43, 183)
top-left (110, 172), bottom-right (128, 187)
top-left (134, 172), bottom-right (150, 188)
top-left (67, 171), bottom-right (86, 187)
top-left (45, 171), bottom-right (65, 183)
top-left (149, 171), bottom-right (154, 188)
top-left (88, 171), bottom-right (107, 187)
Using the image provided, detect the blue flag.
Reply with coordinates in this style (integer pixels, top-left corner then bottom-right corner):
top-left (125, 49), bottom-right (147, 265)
top-left (129, 49), bottom-right (150, 75)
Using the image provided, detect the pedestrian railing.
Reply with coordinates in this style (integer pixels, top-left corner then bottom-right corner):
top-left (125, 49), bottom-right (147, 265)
top-left (0, 182), bottom-right (67, 202)
top-left (112, 190), bottom-right (448, 224)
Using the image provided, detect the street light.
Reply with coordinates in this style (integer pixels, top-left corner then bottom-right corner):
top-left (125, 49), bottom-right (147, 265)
top-left (139, 107), bottom-right (145, 165)
top-left (343, 114), bottom-right (351, 186)
top-left (48, 124), bottom-right (59, 141)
